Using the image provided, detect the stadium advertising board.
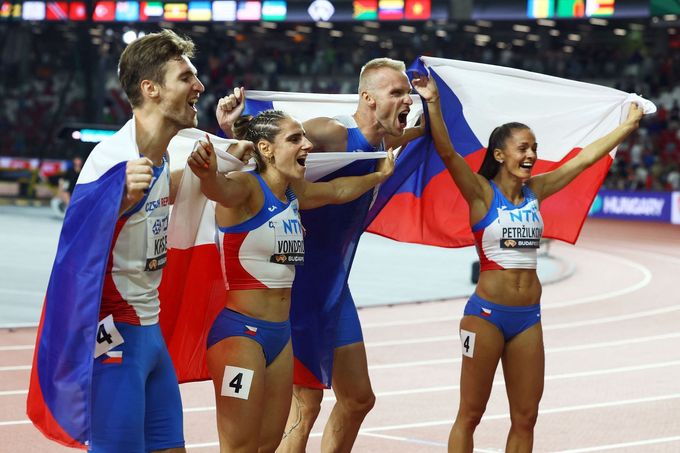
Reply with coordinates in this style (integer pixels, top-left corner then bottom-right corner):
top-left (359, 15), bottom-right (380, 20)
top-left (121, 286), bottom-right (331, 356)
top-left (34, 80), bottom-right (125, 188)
top-left (588, 190), bottom-right (673, 223)
top-left (672, 192), bottom-right (680, 225)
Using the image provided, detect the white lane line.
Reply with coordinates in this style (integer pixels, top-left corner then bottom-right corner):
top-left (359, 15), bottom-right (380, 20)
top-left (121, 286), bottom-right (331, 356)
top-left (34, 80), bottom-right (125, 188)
top-left (363, 315), bottom-right (462, 329)
top-left (360, 246), bottom-right (655, 330)
top-left (0, 365), bottom-right (30, 371)
top-left (0, 345), bottom-right (34, 351)
top-left (0, 420), bottom-right (31, 427)
top-left (0, 390), bottom-right (27, 396)
top-left (186, 441), bottom-right (219, 449)
top-left (367, 335), bottom-right (458, 347)
top-left (4, 367), bottom-right (680, 429)
top-left (358, 431), bottom-right (447, 447)
top-left (363, 308), bottom-right (680, 349)
top-left (554, 435), bottom-right (680, 452)
top-left (546, 305), bottom-right (680, 330)
top-left (544, 247), bottom-right (652, 309)
top-left (354, 393), bottom-right (680, 434)
top-left (323, 359), bottom-right (680, 402)
top-left (369, 332), bottom-right (680, 370)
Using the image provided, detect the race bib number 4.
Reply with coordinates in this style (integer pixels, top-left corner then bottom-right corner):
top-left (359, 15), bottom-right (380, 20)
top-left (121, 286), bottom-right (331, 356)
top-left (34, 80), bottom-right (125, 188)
top-left (94, 315), bottom-right (124, 358)
top-left (460, 329), bottom-right (476, 359)
top-left (221, 366), bottom-right (254, 400)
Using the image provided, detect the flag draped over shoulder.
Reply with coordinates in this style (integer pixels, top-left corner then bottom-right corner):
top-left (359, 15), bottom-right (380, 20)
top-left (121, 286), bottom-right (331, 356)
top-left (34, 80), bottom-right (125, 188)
top-left (240, 91), bottom-right (425, 388)
top-left (158, 128), bottom-right (388, 383)
top-left (367, 57), bottom-right (657, 247)
top-left (26, 120), bottom-right (137, 449)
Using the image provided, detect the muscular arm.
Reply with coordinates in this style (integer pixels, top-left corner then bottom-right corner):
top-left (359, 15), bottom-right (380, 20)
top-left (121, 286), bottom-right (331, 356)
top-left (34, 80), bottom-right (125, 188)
top-left (188, 139), bottom-right (253, 208)
top-left (291, 150), bottom-right (395, 210)
top-left (302, 117), bottom-right (348, 152)
top-left (413, 75), bottom-right (492, 215)
top-left (528, 104), bottom-right (643, 202)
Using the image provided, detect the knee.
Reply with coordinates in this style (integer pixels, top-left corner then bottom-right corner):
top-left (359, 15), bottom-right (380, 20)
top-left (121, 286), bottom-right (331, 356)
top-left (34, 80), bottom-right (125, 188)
top-left (509, 407), bottom-right (539, 433)
top-left (455, 405), bottom-right (486, 431)
top-left (291, 390), bottom-right (322, 431)
top-left (338, 388), bottom-right (376, 417)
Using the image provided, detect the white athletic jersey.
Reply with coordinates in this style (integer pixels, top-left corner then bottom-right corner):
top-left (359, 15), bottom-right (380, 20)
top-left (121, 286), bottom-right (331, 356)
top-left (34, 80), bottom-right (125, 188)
top-left (100, 158), bottom-right (169, 325)
top-left (218, 172), bottom-right (304, 290)
top-left (472, 181), bottom-right (543, 271)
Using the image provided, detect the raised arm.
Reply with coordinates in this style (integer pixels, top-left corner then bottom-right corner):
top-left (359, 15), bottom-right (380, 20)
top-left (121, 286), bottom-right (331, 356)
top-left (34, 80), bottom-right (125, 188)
top-left (291, 149), bottom-right (395, 210)
top-left (302, 117), bottom-right (348, 152)
top-left (216, 87), bottom-right (246, 138)
top-left (188, 136), bottom-right (255, 208)
top-left (528, 104), bottom-right (643, 202)
top-left (411, 73), bottom-right (492, 208)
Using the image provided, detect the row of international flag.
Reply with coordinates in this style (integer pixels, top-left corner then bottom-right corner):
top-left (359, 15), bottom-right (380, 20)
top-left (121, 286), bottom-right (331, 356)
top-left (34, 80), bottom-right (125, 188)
top-left (527, 0), bottom-right (616, 19)
top-left (1, 0), bottom-right (432, 22)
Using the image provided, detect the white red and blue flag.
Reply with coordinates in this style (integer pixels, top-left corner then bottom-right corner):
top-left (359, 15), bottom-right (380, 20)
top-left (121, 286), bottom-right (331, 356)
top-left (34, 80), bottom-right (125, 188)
top-left (368, 57), bottom-right (656, 247)
top-left (27, 119), bottom-right (138, 448)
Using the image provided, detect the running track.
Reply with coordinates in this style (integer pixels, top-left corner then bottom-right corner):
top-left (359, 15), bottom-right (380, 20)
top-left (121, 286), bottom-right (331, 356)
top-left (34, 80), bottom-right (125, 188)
top-left (1, 219), bottom-right (679, 452)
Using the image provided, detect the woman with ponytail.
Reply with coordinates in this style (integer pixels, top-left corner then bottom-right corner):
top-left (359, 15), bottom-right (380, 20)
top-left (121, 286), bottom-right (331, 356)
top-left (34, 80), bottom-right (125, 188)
top-left (187, 109), bottom-right (394, 453)
top-left (412, 74), bottom-right (642, 453)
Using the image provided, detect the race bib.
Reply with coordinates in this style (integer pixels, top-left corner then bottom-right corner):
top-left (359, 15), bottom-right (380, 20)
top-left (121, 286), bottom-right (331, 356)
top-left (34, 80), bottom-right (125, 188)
top-left (269, 218), bottom-right (304, 265)
top-left (145, 214), bottom-right (168, 271)
top-left (498, 205), bottom-right (542, 249)
top-left (94, 315), bottom-right (124, 358)
top-left (221, 366), bottom-right (254, 400)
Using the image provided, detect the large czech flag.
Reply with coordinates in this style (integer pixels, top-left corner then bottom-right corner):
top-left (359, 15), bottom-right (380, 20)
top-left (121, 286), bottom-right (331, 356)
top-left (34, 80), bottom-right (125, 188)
top-left (233, 91), bottom-right (425, 388)
top-left (367, 57), bottom-right (656, 247)
top-left (158, 128), bottom-right (390, 384)
top-left (26, 120), bottom-right (137, 448)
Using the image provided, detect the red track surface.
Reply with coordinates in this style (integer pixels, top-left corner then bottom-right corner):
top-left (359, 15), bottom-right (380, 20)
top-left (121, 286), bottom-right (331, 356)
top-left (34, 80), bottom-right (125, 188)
top-left (2, 219), bottom-right (680, 452)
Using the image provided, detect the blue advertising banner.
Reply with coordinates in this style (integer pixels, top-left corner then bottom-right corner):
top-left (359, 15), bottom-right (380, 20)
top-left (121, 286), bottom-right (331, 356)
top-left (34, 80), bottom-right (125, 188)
top-left (588, 190), bottom-right (673, 223)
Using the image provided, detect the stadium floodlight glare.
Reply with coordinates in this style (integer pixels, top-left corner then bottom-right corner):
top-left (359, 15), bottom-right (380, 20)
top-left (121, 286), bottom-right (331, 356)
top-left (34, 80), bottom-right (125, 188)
top-left (589, 17), bottom-right (608, 25)
top-left (308, 0), bottom-right (335, 21)
top-left (122, 30), bottom-right (138, 43)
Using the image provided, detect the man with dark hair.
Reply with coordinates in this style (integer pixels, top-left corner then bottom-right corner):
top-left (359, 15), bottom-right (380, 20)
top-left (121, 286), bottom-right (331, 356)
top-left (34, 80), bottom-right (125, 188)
top-left (29, 29), bottom-right (216, 452)
top-left (89, 28), bottom-right (204, 453)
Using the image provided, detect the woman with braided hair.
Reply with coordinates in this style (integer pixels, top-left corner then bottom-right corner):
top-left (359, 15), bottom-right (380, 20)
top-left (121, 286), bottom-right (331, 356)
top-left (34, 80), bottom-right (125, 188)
top-left (187, 109), bottom-right (394, 453)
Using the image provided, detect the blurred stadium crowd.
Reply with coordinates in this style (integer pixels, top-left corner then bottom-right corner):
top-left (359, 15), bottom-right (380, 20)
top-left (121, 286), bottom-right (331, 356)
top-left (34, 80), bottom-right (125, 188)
top-left (1, 18), bottom-right (678, 192)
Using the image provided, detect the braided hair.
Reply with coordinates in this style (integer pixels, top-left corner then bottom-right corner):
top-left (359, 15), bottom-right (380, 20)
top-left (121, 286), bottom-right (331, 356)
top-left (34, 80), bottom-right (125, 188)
top-left (233, 109), bottom-right (291, 172)
top-left (478, 122), bottom-right (531, 180)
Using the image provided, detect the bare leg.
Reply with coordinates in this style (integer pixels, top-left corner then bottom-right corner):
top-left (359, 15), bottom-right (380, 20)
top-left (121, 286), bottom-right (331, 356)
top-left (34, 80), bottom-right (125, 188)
top-left (321, 342), bottom-right (375, 453)
top-left (207, 336), bottom-right (267, 453)
top-left (258, 341), bottom-right (294, 453)
top-left (448, 316), bottom-right (505, 453)
top-left (502, 323), bottom-right (544, 453)
top-left (277, 385), bottom-right (323, 453)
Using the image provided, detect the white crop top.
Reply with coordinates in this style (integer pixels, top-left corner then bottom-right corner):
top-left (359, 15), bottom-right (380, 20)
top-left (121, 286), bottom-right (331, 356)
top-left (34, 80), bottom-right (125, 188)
top-left (217, 172), bottom-right (304, 290)
top-left (472, 181), bottom-right (544, 271)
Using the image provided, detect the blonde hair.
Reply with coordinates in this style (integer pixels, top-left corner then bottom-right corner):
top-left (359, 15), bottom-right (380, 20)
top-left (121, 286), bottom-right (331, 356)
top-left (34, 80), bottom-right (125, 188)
top-left (358, 58), bottom-right (407, 93)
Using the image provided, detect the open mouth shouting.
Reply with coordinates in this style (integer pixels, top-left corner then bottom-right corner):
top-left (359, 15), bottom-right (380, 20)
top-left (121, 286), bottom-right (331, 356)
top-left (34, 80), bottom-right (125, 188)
top-left (296, 154), bottom-right (307, 168)
top-left (188, 98), bottom-right (198, 113)
top-left (397, 109), bottom-right (410, 129)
